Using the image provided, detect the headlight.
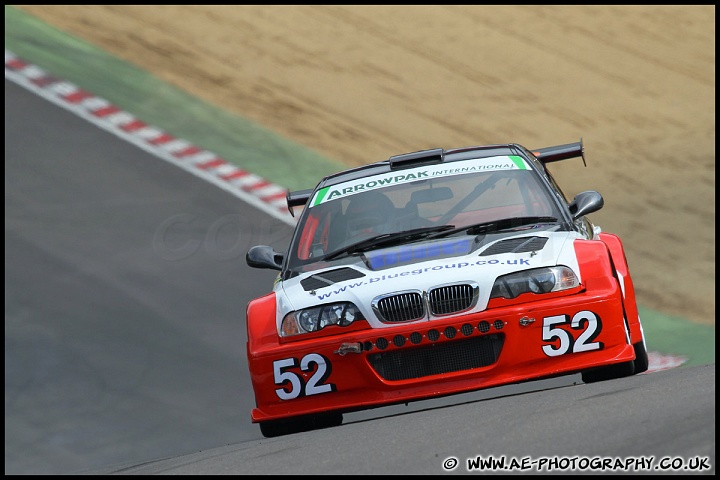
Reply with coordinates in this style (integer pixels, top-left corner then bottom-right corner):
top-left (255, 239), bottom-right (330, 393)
top-left (490, 266), bottom-right (579, 299)
top-left (281, 302), bottom-right (365, 337)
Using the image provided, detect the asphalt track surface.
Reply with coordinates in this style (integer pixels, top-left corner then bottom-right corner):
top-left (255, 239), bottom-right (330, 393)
top-left (4, 79), bottom-right (716, 475)
top-left (5, 78), bottom-right (290, 473)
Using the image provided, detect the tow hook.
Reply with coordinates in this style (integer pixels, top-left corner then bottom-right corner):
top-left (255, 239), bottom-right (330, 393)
top-left (334, 342), bottom-right (363, 356)
top-left (519, 316), bottom-right (536, 327)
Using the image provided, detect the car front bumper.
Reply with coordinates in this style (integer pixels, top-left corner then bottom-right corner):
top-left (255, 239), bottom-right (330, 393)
top-left (248, 290), bottom-right (635, 423)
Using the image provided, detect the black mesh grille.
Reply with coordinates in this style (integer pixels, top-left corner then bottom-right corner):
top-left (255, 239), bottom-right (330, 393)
top-left (428, 284), bottom-right (475, 315)
top-left (367, 334), bottom-right (504, 381)
top-left (300, 267), bottom-right (365, 291)
top-left (480, 236), bottom-right (548, 256)
top-left (375, 292), bottom-right (424, 322)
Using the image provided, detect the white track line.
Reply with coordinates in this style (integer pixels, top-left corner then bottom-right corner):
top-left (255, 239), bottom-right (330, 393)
top-left (5, 49), bottom-right (296, 226)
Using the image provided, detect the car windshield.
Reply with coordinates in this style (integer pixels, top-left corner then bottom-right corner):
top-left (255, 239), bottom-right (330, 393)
top-left (288, 155), bottom-right (563, 270)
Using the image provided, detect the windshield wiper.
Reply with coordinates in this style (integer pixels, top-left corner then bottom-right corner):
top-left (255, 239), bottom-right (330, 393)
top-left (324, 224), bottom-right (456, 260)
top-left (427, 216), bottom-right (558, 239)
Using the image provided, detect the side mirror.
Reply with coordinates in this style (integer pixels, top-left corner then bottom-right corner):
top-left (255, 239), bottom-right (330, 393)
top-left (246, 245), bottom-right (284, 271)
top-left (569, 191), bottom-right (604, 220)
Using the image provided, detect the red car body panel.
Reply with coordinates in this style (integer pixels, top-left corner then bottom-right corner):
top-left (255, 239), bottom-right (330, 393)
top-left (246, 236), bottom-right (640, 423)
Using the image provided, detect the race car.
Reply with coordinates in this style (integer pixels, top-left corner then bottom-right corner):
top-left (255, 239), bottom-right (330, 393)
top-left (245, 140), bottom-right (649, 437)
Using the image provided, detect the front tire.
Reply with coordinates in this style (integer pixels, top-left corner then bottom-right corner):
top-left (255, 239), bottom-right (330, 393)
top-left (259, 412), bottom-right (343, 438)
top-left (632, 339), bottom-right (649, 374)
top-left (581, 359), bottom-right (635, 383)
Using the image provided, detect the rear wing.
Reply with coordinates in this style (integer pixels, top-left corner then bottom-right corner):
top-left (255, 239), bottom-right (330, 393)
top-left (286, 188), bottom-right (313, 217)
top-left (532, 139), bottom-right (586, 166)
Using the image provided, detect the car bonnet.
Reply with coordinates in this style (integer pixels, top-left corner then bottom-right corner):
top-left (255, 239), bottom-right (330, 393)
top-left (275, 230), bottom-right (584, 329)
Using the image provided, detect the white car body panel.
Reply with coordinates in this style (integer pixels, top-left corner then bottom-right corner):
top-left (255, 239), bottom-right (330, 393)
top-left (275, 230), bottom-right (584, 330)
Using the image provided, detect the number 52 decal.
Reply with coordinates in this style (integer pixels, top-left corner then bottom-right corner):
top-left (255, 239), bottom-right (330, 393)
top-left (270, 310), bottom-right (604, 399)
top-left (273, 353), bottom-right (336, 400)
top-left (542, 310), bottom-right (603, 357)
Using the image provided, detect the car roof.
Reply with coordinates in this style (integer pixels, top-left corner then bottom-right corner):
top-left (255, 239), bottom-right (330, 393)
top-left (285, 141), bottom-right (585, 214)
top-left (315, 143), bottom-right (529, 189)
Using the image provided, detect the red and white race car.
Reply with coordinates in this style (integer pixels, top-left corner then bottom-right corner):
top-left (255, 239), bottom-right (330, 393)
top-left (245, 140), bottom-right (648, 437)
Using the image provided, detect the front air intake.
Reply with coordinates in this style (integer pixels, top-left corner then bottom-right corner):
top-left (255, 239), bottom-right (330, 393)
top-left (372, 291), bottom-right (425, 323)
top-left (480, 236), bottom-right (548, 256)
top-left (427, 283), bottom-right (478, 315)
top-left (368, 334), bottom-right (504, 381)
top-left (300, 267), bottom-right (365, 291)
